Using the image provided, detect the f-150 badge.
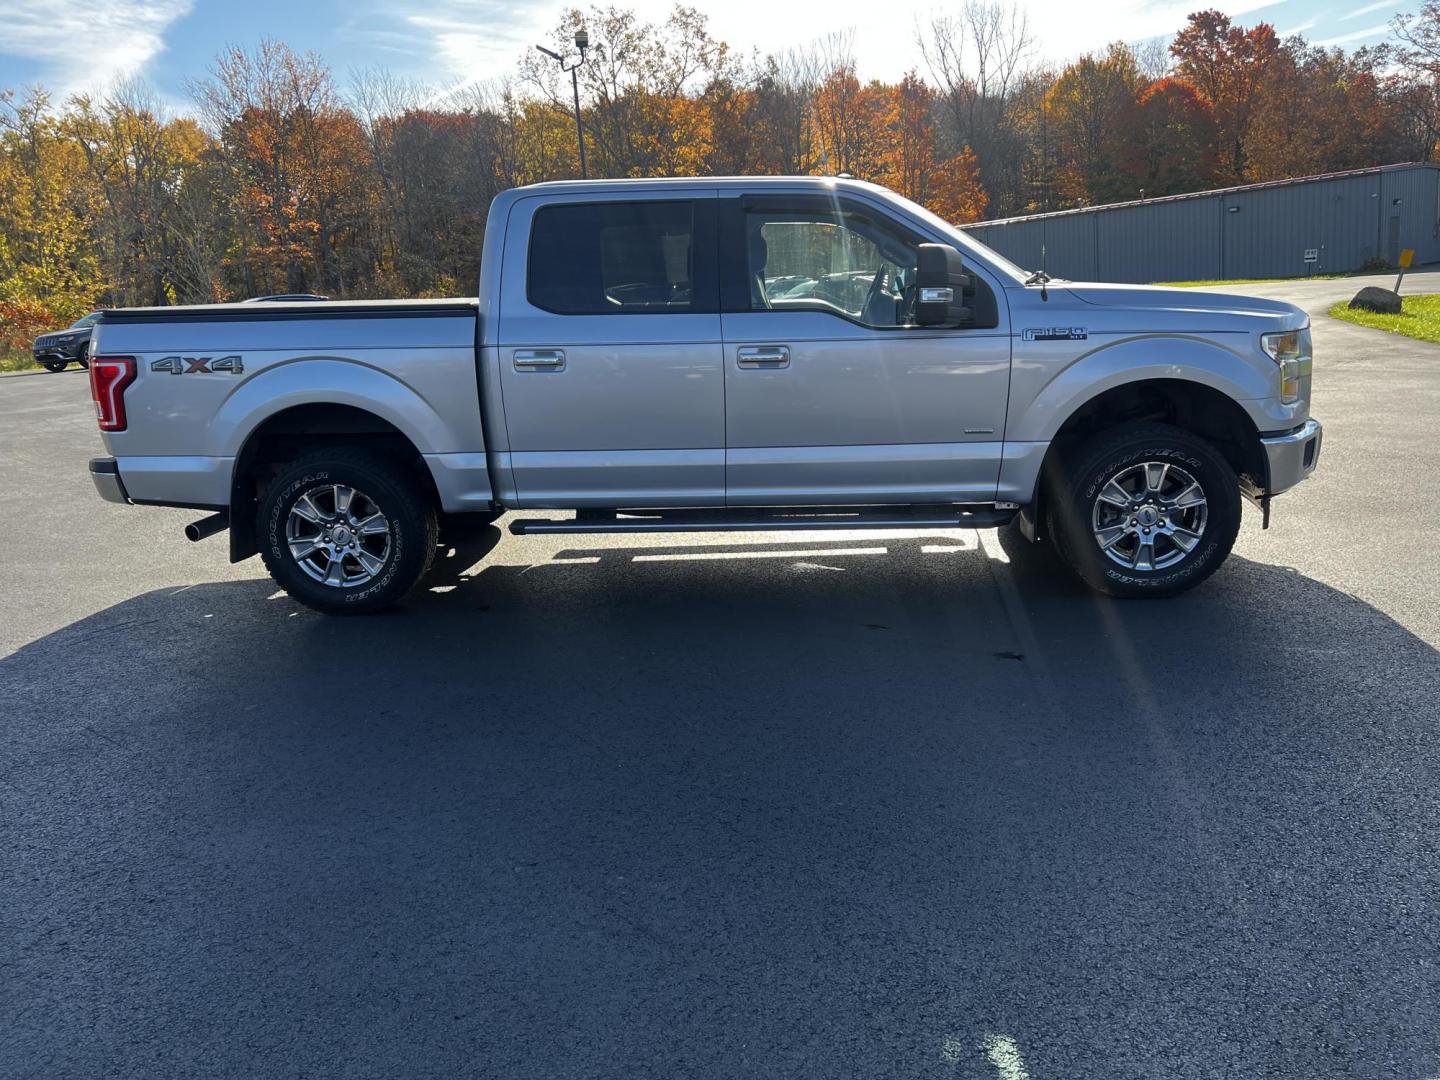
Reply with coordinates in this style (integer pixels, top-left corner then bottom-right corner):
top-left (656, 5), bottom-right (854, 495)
top-left (1022, 327), bottom-right (1088, 341)
top-left (151, 355), bottom-right (244, 374)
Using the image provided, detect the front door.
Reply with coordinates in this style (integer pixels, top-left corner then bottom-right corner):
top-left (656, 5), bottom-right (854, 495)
top-left (720, 195), bottom-right (1011, 506)
top-left (496, 193), bottom-right (724, 507)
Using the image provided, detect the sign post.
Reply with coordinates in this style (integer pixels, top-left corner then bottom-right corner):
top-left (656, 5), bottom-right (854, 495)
top-left (1395, 248), bottom-right (1415, 294)
top-left (1303, 248), bottom-right (1318, 277)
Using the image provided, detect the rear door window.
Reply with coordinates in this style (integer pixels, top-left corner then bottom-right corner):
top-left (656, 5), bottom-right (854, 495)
top-left (528, 201), bottom-right (712, 314)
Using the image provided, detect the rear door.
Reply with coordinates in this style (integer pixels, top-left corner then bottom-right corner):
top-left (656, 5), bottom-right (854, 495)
top-left (718, 194), bottom-right (1011, 506)
top-left (496, 192), bottom-right (723, 507)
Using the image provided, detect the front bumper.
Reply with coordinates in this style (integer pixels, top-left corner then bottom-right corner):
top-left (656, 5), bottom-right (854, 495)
top-left (1261, 418), bottom-right (1322, 495)
top-left (33, 339), bottom-right (87, 364)
top-left (89, 458), bottom-right (131, 505)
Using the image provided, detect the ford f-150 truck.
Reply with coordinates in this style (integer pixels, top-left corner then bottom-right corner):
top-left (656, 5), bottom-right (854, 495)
top-left (85, 176), bottom-right (1322, 613)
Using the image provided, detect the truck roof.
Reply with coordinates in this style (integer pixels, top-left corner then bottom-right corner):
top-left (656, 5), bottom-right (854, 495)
top-left (506, 175), bottom-right (891, 198)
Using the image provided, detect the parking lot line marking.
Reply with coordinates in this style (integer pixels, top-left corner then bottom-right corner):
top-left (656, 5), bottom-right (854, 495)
top-left (981, 1033), bottom-right (1032, 1080)
top-left (632, 546), bottom-right (887, 562)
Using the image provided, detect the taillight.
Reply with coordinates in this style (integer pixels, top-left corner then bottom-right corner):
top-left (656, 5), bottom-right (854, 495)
top-left (90, 356), bottom-right (137, 431)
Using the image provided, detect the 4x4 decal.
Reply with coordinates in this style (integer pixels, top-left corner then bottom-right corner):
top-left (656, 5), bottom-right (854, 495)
top-left (151, 355), bottom-right (244, 374)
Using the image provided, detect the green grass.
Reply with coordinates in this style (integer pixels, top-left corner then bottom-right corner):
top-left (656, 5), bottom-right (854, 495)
top-left (0, 349), bottom-right (37, 373)
top-left (1159, 271), bottom-right (1366, 288)
top-left (1328, 293), bottom-right (1440, 343)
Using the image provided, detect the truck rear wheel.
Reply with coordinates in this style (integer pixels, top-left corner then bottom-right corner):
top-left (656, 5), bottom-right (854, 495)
top-left (257, 448), bottom-right (438, 614)
top-left (1045, 422), bottom-right (1240, 598)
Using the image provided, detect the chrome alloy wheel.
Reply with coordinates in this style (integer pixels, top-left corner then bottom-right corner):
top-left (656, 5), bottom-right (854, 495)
top-left (1090, 461), bottom-right (1208, 572)
top-left (286, 484), bottom-right (392, 587)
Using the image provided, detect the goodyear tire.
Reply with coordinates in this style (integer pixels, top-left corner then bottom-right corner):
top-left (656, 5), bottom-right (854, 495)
top-left (1045, 422), bottom-right (1240, 598)
top-left (258, 448), bottom-right (437, 614)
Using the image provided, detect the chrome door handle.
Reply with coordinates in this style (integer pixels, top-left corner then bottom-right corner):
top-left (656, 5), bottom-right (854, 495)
top-left (737, 345), bottom-right (790, 368)
top-left (514, 349), bottom-right (565, 370)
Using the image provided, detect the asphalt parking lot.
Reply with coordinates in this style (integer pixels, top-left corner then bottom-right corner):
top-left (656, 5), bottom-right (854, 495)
top-left (4, 274), bottom-right (1439, 1079)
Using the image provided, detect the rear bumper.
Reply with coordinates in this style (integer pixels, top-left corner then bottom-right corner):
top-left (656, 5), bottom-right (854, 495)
top-left (1261, 418), bottom-right (1323, 495)
top-left (89, 457), bottom-right (131, 504)
top-left (89, 454), bottom-right (232, 509)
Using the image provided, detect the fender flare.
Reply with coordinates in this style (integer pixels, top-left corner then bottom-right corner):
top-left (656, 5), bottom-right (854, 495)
top-left (218, 358), bottom-right (455, 563)
top-left (1008, 335), bottom-right (1271, 446)
top-left (213, 357), bottom-right (450, 459)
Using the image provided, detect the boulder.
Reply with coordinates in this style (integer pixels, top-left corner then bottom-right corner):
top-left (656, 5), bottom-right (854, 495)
top-left (1349, 286), bottom-right (1402, 314)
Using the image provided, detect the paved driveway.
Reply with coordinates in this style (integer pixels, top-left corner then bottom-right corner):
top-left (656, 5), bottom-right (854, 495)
top-left (3, 280), bottom-right (1438, 1079)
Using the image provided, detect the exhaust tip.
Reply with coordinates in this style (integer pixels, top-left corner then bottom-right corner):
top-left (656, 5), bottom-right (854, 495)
top-left (185, 512), bottom-right (229, 542)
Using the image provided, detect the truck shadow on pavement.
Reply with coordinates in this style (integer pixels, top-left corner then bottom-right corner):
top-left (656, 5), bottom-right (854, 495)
top-left (5, 531), bottom-right (1439, 1080)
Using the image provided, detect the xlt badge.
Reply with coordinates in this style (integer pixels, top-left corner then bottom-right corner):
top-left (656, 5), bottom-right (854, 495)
top-left (1022, 327), bottom-right (1088, 341)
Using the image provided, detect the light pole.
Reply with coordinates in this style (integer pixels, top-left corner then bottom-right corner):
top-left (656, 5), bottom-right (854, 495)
top-left (536, 30), bottom-right (589, 179)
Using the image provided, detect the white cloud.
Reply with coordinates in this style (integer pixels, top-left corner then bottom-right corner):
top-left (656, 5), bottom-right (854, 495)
top-left (3, 0), bottom-right (193, 94)
top-left (346, 0), bottom-right (539, 92)
top-left (1316, 21), bottom-right (1393, 46)
top-left (1342, 0), bottom-right (1398, 21)
top-left (363, 0), bottom-right (1299, 86)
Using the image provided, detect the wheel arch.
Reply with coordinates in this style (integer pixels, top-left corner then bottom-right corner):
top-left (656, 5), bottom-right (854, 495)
top-left (228, 402), bottom-right (440, 563)
top-left (1023, 378), bottom-right (1265, 541)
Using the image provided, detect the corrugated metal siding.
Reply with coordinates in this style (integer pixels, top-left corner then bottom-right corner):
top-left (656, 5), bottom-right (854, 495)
top-left (962, 164), bottom-right (1440, 282)
top-left (1097, 198), bottom-right (1221, 282)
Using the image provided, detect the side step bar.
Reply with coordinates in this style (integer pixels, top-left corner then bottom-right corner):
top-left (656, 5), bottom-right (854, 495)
top-left (510, 506), bottom-right (1017, 536)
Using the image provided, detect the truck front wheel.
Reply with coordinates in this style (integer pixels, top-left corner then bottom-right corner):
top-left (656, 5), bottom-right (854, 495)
top-left (1045, 422), bottom-right (1241, 598)
top-left (257, 448), bottom-right (438, 614)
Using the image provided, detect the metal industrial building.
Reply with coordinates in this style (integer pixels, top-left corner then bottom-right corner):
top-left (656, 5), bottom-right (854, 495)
top-left (961, 162), bottom-right (1440, 283)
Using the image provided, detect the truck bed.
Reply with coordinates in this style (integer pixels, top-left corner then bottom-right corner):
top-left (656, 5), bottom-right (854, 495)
top-left (98, 298), bottom-right (479, 323)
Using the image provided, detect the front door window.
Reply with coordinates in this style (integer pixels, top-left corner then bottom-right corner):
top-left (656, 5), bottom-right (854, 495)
top-left (744, 208), bottom-right (919, 328)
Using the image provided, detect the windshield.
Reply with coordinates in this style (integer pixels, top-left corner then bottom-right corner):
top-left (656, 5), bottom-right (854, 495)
top-left (881, 190), bottom-right (1029, 283)
top-left (70, 312), bottom-right (100, 328)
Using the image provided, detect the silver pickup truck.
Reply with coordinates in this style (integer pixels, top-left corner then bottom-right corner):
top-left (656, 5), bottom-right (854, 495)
top-left (86, 176), bottom-right (1322, 613)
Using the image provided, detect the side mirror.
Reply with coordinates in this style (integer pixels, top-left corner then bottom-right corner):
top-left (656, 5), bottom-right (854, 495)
top-left (914, 243), bottom-right (972, 327)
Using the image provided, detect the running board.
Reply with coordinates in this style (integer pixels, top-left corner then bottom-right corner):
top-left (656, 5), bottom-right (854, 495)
top-left (509, 506), bottom-right (1016, 535)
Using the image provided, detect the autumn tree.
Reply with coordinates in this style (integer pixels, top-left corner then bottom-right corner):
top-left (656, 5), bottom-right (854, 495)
top-left (813, 62), bottom-right (889, 178)
top-left (926, 147), bottom-right (989, 222)
top-left (1170, 10), bottom-right (1281, 181)
top-left (523, 5), bottom-right (731, 177)
top-left (1246, 45), bottom-right (1402, 180)
top-left (749, 47), bottom-right (825, 174)
top-left (0, 88), bottom-right (100, 343)
top-left (1388, 2), bottom-right (1440, 161)
top-left (191, 39), bottom-right (381, 296)
top-left (1044, 44), bottom-right (1142, 206)
top-left (1126, 77), bottom-right (1219, 196)
top-left (68, 82), bottom-right (219, 306)
top-left (920, 1), bottom-right (1035, 216)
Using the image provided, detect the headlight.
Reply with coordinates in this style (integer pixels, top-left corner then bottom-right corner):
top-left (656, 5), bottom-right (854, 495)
top-left (1261, 327), bottom-right (1311, 405)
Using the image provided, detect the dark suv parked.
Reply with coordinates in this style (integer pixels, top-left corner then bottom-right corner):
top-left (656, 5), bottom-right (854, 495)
top-left (33, 312), bottom-right (101, 372)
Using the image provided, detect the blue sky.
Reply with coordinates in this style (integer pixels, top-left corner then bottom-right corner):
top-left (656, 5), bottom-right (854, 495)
top-left (0, 0), bottom-right (1411, 110)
